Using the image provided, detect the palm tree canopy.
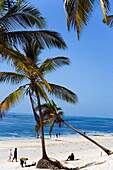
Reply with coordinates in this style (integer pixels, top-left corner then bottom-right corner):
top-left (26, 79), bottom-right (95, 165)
top-left (64, 0), bottom-right (111, 39)
top-left (0, 55), bottom-right (78, 116)
top-left (0, 0), bottom-right (67, 65)
top-left (35, 100), bottom-right (64, 135)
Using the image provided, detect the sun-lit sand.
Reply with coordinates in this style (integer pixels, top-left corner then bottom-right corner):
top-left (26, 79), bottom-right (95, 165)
top-left (1, 135), bottom-right (113, 169)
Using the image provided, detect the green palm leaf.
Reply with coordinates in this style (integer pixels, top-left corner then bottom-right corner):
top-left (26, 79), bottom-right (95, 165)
top-left (0, 45), bottom-right (52, 88)
top-left (39, 57), bottom-right (70, 74)
top-left (64, 0), bottom-right (96, 39)
top-left (2, 30), bottom-right (67, 49)
top-left (64, 0), bottom-right (110, 39)
top-left (0, 72), bottom-right (27, 84)
top-left (0, 0), bottom-right (5, 14)
top-left (35, 100), bottom-right (64, 135)
top-left (0, 1), bottom-right (46, 30)
top-left (48, 83), bottom-right (78, 104)
top-left (0, 44), bottom-right (33, 65)
top-left (35, 118), bottom-right (52, 133)
top-left (34, 82), bottom-right (49, 101)
top-left (0, 86), bottom-right (25, 113)
top-left (22, 39), bottom-right (42, 63)
top-left (49, 120), bottom-right (56, 135)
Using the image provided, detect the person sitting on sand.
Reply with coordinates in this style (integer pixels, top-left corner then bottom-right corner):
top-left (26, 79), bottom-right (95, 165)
top-left (20, 157), bottom-right (28, 167)
top-left (25, 162), bottom-right (36, 167)
top-left (66, 153), bottom-right (75, 161)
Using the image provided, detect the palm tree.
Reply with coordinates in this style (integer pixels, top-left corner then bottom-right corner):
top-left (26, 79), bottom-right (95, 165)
top-left (36, 100), bottom-right (113, 156)
top-left (0, 40), bottom-right (78, 164)
top-left (0, 0), bottom-right (67, 65)
top-left (64, 0), bottom-right (111, 39)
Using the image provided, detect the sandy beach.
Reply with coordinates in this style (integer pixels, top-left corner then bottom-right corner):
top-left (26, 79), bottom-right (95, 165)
top-left (1, 135), bottom-right (113, 169)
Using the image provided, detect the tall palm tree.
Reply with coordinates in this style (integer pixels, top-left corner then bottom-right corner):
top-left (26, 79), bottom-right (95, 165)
top-left (36, 100), bottom-right (113, 156)
top-left (64, 0), bottom-right (111, 39)
top-left (0, 41), bottom-right (78, 162)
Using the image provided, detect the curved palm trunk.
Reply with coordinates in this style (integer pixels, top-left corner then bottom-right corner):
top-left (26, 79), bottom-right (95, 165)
top-left (28, 91), bottom-right (40, 124)
top-left (35, 91), bottom-right (49, 160)
top-left (62, 120), bottom-right (113, 155)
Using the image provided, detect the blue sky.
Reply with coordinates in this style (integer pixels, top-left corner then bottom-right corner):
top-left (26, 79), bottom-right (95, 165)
top-left (0, 0), bottom-right (113, 118)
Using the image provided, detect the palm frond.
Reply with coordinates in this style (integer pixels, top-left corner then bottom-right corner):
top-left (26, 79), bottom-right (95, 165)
top-left (35, 118), bottom-right (52, 133)
top-left (0, 86), bottom-right (25, 115)
top-left (1, 1), bottom-right (46, 30)
top-left (2, 30), bottom-right (67, 49)
top-left (34, 81), bottom-right (49, 101)
top-left (0, 72), bottom-right (26, 84)
top-left (39, 57), bottom-right (70, 74)
top-left (102, 15), bottom-right (113, 27)
top-left (49, 120), bottom-right (56, 135)
top-left (48, 83), bottom-right (78, 104)
top-left (64, 0), bottom-right (95, 39)
top-left (22, 39), bottom-right (42, 63)
top-left (37, 100), bottom-right (64, 134)
top-left (0, 0), bottom-right (5, 14)
top-left (102, 0), bottom-right (110, 11)
top-left (0, 44), bottom-right (35, 67)
top-left (0, 45), bottom-right (50, 85)
top-left (0, 0), bottom-right (16, 13)
top-left (34, 123), bottom-right (40, 133)
top-left (64, 0), bottom-right (111, 38)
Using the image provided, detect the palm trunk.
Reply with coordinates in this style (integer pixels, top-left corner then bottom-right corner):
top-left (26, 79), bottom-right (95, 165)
top-left (35, 92), bottom-right (48, 160)
top-left (28, 91), bottom-right (40, 124)
top-left (62, 120), bottom-right (113, 155)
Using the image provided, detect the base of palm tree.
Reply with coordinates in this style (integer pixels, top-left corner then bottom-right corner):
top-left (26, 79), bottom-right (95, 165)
top-left (36, 158), bottom-right (67, 169)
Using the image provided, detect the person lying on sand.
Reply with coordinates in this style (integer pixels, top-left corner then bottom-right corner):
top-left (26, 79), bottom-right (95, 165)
top-left (66, 153), bottom-right (74, 161)
top-left (25, 162), bottom-right (36, 167)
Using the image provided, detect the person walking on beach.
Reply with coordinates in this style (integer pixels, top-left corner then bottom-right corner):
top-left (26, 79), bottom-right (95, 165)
top-left (56, 133), bottom-right (58, 138)
top-left (12, 148), bottom-right (17, 162)
top-left (8, 149), bottom-right (13, 161)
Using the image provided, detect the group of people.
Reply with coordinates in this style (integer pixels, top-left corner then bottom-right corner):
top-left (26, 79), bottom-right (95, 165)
top-left (8, 148), bottom-right (26, 167)
top-left (8, 148), bottom-right (17, 162)
top-left (8, 148), bottom-right (36, 167)
top-left (8, 148), bottom-right (74, 167)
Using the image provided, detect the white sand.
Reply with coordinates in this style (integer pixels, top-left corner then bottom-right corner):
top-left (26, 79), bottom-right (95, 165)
top-left (1, 135), bottom-right (113, 169)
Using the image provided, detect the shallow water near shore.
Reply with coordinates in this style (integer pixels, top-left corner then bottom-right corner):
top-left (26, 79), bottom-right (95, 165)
top-left (0, 113), bottom-right (113, 139)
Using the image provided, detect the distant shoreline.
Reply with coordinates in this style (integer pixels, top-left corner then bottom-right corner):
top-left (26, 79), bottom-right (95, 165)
top-left (0, 133), bottom-right (113, 141)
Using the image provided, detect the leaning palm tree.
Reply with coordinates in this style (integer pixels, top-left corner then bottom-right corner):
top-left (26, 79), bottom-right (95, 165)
top-left (0, 40), bottom-right (78, 168)
top-left (36, 100), bottom-right (113, 156)
top-left (64, 0), bottom-right (111, 39)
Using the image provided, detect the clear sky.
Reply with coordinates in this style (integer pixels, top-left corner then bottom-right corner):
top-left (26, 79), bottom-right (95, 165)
top-left (0, 0), bottom-right (113, 118)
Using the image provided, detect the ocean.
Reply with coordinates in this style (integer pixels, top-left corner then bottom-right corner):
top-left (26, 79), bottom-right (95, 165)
top-left (0, 113), bottom-right (113, 140)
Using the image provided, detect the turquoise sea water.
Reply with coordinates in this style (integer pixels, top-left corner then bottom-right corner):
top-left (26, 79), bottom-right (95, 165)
top-left (0, 113), bottom-right (113, 139)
